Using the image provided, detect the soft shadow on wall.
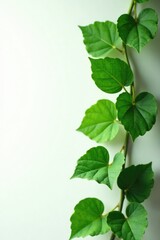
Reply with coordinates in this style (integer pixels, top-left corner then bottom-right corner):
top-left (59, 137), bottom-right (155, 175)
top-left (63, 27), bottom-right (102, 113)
top-left (148, 0), bottom-right (160, 238)
top-left (127, 0), bottom-right (160, 239)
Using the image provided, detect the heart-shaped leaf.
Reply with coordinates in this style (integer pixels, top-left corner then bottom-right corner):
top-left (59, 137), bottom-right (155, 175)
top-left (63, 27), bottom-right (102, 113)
top-left (107, 202), bottom-right (148, 240)
top-left (118, 163), bottom-right (154, 203)
top-left (117, 8), bottom-right (158, 52)
top-left (70, 198), bottom-right (110, 239)
top-left (90, 57), bottom-right (133, 93)
top-left (71, 146), bottom-right (124, 189)
top-left (79, 21), bottom-right (121, 57)
top-left (116, 92), bottom-right (157, 140)
top-left (77, 99), bottom-right (119, 142)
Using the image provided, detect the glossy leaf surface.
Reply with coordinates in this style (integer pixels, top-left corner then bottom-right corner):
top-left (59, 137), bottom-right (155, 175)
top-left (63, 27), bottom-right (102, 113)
top-left (90, 57), bottom-right (133, 93)
top-left (77, 99), bottom-right (119, 142)
top-left (70, 198), bottom-right (110, 239)
top-left (116, 92), bottom-right (157, 140)
top-left (71, 146), bottom-right (124, 189)
top-left (108, 202), bottom-right (148, 240)
top-left (80, 21), bottom-right (121, 57)
top-left (118, 163), bottom-right (154, 202)
top-left (117, 8), bottom-right (158, 52)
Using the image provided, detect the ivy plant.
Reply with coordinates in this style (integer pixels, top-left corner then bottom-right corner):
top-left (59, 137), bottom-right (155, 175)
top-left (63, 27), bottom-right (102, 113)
top-left (69, 0), bottom-right (158, 239)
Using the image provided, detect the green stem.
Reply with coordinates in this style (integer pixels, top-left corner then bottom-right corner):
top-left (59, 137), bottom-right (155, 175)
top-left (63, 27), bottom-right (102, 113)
top-left (128, 0), bottom-right (134, 15)
top-left (109, 133), bottom-right (130, 240)
top-left (124, 44), bottom-right (131, 68)
top-left (134, 1), bottom-right (138, 20)
top-left (124, 44), bottom-right (135, 101)
top-left (115, 47), bottom-right (124, 53)
top-left (109, 0), bottom-right (135, 238)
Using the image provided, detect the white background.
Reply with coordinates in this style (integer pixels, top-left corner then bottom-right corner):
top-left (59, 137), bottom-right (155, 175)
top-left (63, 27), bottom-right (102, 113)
top-left (1, 0), bottom-right (160, 239)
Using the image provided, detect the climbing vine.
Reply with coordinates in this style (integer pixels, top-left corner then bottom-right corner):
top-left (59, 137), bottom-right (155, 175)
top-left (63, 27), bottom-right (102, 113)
top-left (69, 0), bottom-right (158, 239)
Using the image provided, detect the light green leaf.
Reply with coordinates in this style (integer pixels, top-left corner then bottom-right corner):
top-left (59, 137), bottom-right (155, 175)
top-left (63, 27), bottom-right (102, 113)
top-left (77, 99), bottom-right (119, 142)
top-left (71, 146), bottom-right (124, 189)
top-left (70, 198), bottom-right (110, 239)
top-left (117, 8), bottom-right (158, 52)
top-left (90, 57), bottom-right (133, 93)
top-left (107, 202), bottom-right (148, 240)
top-left (79, 21), bottom-right (121, 57)
top-left (118, 163), bottom-right (154, 203)
top-left (116, 92), bottom-right (157, 140)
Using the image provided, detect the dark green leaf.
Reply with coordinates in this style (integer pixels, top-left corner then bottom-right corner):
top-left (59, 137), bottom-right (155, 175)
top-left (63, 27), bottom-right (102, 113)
top-left (79, 21), bottom-right (121, 57)
top-left (117, 8), bottom-right (158, 52)
top-left (77, 99), bottom-right (119, 142)
top-left (107, 211), bottom-right (125, 238)
top-left (107, 202), bottom-right (148, 240)
top-left (118, 163), bottom-right (154, 203)
top-left (90, 57), bottom-right (133, 93)
top-left (71, 146), bottom-right (124, 189)
top-left (116, 92), bottom-right (157, 140)
top-left (136, 0), bottom-right (149, 3)
top-left (70, 198), bottom-right (110, 239)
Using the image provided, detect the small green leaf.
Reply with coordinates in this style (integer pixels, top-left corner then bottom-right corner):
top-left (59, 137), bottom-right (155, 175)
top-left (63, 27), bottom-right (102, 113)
top-left (90, 57), bottom-right (133, 93)
top-left (107, 202), bottom-right (148, 240)
top-left (117, 8), bottom-right (158, 52)
top-left (116, 92), bottom-right (157, 140)
top-left (117, 163), bottom-right (154, 203)
top-left (79, 21), bottom-right (121, 57)
top-left (107, 211), bottom-right (125, 238)
top-left (70, 198), bottom-right (110, 239)
top-left (77, 99), bottom-right (119, 142)
top-left (71, 146), bottom-right (124, 189)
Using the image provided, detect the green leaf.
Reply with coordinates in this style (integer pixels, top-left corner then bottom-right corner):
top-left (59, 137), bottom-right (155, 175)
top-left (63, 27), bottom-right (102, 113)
top-left (118, 163), bottom-right (154, 203)
top-left (77, 99), bottom-right (119, 142)
top-left (116, 92), bottom-right (157, 140)
top-left (107, 211), bottom-right (125, 238)
top-left (136, 0), bottom-right (149, 3)
top-left (107, 202), bottom-right (148, 240)
top-left (79, 21), bottom-right (121, 57)
top-left (71, 146), bottom-right (124, 189)
top-left (117, 8), bottom-right (158, 52)
top-left (70, 198), bottom-right (110, 239)
top-left (90, 57), bottom-right (133, 93)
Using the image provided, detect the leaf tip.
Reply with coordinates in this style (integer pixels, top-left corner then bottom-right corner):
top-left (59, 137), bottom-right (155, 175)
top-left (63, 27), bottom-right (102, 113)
top-left (76, 126), bottom-right (81, 132)
top-left (131, 134), bottom-right (137, 142)
top-left (70, 174), bottom-right (75, 180)
top-left (88, 57), bottom-right (93, 63)
top-left (78, 25), bottom-right (82, 30)
top-left (69, 234), bottom-right (73, 240)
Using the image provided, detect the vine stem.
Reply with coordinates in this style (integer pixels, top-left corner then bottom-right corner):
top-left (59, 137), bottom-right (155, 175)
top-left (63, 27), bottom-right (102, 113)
top-left (109, 133), bottom-right (129, 240)
top-left (128, 0), bottom-right (135, 15)
top-left (109, 0), bottom-right (135, 239)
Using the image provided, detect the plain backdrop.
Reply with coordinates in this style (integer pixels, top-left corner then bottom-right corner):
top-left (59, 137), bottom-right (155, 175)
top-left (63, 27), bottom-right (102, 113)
top-left (1, 0), bottom-right (160, 239)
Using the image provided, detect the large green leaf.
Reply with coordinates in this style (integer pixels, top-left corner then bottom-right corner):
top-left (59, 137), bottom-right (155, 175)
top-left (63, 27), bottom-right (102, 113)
top-left (118, 163), bottom-right (154, 203)
top-left (116, 92), bottom-right (157, 140)
top-left (77, 99), bottom-right (119, 142)
top-left (70, 198), bottom-right (110, 239)
top-left (71, 146), bottom-right (124, 189)
top-left (90, 57), bottom-right (133, 93)
top-left (107, 202), bottom-right (148, 240)
top-left (117, 8), bottom-right (158, 52)
top-left (79, 21), bottom-right (121, 57)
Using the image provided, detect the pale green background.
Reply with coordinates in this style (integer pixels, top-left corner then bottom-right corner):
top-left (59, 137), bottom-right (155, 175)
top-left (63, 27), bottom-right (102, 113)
top-left (1, 0), bottom-right (160, 239)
